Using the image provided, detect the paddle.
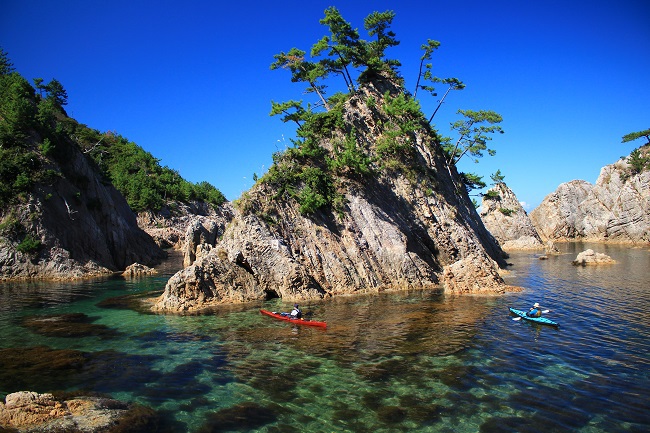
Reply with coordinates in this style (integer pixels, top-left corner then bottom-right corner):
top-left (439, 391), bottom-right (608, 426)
top-left (512, 310), bottom-right (550, 321)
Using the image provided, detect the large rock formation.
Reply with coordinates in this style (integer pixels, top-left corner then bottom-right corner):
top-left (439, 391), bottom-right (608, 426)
top-left (153, 74), bottom-right (510, 312)
top-left (480, 182), bottom-right (544, 250)
top-left (530, 145), bottom-right (650, 243)
top-left (0, 135), bottom-right (165, 280)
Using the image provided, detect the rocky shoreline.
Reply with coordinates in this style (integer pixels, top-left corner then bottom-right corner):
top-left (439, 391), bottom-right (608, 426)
top-left (0, 391), bottom-right (162, 433)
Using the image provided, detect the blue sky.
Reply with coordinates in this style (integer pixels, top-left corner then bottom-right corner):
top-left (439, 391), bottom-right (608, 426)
top-left (2, 0), bottom-right (649, 209)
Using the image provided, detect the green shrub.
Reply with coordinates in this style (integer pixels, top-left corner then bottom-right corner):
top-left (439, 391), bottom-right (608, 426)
top-left (628, 148), bottom-right (650, 174)
top-left (16, 234), bottom-right (41, 253)
top-left (499, 208), bottom-right (515, 216)
top-left (483, 190), bottom-right (500, 200)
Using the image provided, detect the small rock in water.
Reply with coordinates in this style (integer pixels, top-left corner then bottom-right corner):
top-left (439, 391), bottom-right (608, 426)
top-left (122, 262), bottom-right (157, 277)
top-left (572, 249), bottom-right (616, 266)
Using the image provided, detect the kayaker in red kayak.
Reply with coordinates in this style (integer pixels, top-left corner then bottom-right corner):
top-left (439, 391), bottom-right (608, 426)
top-left (281, 304), bottom-right (302, 319)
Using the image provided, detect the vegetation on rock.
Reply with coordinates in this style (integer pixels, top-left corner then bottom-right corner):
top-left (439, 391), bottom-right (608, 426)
top-left (258, 7), bottom-right (503, 216)
top-left (0, 47), bottom-right (225, 213)
top-left (618, 129), bottom-right (650, 181)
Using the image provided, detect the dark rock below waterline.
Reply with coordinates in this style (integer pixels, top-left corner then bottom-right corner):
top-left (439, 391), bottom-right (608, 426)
top-left (197, 402), bottom-right (278, 433)
top-left (0, 346), bottom-right (162, 394)
top-left (22, 313), bottom-right (120, 339)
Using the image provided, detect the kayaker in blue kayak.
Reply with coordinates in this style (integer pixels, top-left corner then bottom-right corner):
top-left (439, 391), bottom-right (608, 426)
top-left (527, 303), bottom-right (543, 317)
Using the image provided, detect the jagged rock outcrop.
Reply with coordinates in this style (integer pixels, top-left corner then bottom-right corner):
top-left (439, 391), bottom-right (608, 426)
top-left (480, 182), bottom-right (544, 250)
top-left (531, 145), bottom-right (650, 243)
top-left (0, 391), bottom-right (158, 432)
top-left (153, 75), bottom-right (510, 312)
top-left (122, 263), bottom-right (157, 277)
top-left (0, 136), bottom-right (165, 281)
top-left (137, 200), bottom-right (224, 250)
top-left (572, 249), bottom-right (616, 266)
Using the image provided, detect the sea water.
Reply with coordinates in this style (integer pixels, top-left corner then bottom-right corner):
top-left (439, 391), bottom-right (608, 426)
top-left (0, 243), bottom-right (648, 432)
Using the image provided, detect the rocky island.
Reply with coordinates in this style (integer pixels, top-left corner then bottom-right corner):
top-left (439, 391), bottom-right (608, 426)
top-left (479, 177), bottom-right (544, 250)
top-left (531, 143), bottom-right (650, 244)
top-left (153, 8), bottom-right (515, 312)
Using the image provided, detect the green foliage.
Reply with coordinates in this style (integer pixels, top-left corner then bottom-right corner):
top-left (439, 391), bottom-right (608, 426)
top-left (16, 234), bottom-right (42, 254)
top-left (499, 208), bottom-right (515, 216)
top-left (459, 172), bottom-right (486, 192)
top-left (269, 100), bottom-right (310, 125)
top-left (445, 109), bottom-right (503, 166)
top-left (0, 47), bottom-right (15, 75)
top-left (0, 49), bottom-right (225, 213)
top-left (330, 130), bottom-right (372, 177)
top-left (0, 72), bottom-right (37, 147)
top-left (376, 91), bottom-right (423, 161)
top-left (0, 215), bottom-right (22, 237)
top-left (0, 147), bottom-right (41, 206)
top-left (96, 135), bottom-right (225, 212)
top-left (622, 128), bottom-right (650, 145)
top-left (490, 169), bottom-right (505, 184)
top-left (363, 10), bottom-right (400, 73)
top-left (412, 40), bottom-right (465, 121)
top-left (272, 6), bottom-right (403, 110)
top-left (483, 190), bottom-right (501, 200)
top-left (627, 148), bottom-right (650, 174)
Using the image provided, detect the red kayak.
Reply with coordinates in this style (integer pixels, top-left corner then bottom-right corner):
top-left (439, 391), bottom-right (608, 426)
top-left (259, 309), bottom-right (327, 328)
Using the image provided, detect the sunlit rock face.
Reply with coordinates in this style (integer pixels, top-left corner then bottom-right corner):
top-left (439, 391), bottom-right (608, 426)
top-left (479, 182), bottom-right (544, 250)
top-left (531, 145), bottom-right (650, 244)
top-left (154, 75), bottom-right (510, 312)
top-left (0, 391), bottom-right (159, 432)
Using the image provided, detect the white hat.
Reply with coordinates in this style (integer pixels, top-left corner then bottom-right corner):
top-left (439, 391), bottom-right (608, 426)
top-left (533, 302), bottom-right (540, 308)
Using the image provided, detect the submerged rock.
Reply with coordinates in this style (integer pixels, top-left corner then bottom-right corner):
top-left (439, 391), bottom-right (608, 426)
top-left (572, 249), bottom-right (616, 266)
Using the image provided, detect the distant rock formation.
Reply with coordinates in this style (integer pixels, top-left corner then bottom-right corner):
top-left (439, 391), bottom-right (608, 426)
top-left (531, 145), bottom-right (650, 244)
top-left (0, 391), bottom-right (159, 432)
top-left (572, 249), bottom-right (616, 266)
top-left (153, 74), bottom-right (510, 312)
top-left (137, 200), bottom-right (223, 250)
top-left (0, 132), bottom-right (165, 281)
top-left (479, 182), bottom-right (544, 250)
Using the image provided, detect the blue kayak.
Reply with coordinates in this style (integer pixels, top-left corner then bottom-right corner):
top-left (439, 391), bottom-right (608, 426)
top-left (509, 307), bottom-right (559, 327)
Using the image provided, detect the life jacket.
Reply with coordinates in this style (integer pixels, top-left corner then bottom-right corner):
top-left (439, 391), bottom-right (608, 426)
top-left (290, 308), bottom-right (302, 319)
top-left (527, 308), bottom-right (541, 318)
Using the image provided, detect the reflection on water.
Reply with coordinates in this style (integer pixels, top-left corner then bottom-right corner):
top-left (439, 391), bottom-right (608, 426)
top-left (0, 243), bottom-right (648, 432)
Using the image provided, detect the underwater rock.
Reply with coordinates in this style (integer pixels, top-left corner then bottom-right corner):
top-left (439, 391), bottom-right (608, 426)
top-left (22, 313), bottom-right (119, 339)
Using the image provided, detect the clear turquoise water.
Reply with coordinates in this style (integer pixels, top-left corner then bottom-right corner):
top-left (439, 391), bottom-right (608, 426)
top-left (0, 244), bottom-right (648, 432)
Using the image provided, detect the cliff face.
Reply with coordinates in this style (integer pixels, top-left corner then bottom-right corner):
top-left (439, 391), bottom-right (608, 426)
top-left (530, 146), bottom-right (650, 243)
top-left (154, 77), bottom-right (509, 312)
top-left (0, 138), bottom-right (165, 280)
top-left (480, 182), bottom-right (544, 250)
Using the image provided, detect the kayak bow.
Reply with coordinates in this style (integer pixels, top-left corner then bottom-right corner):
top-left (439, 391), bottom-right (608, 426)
top-left (260, 309), bottom-right (327, 328)
top-left (509, 307), bottom-right (559, 327)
